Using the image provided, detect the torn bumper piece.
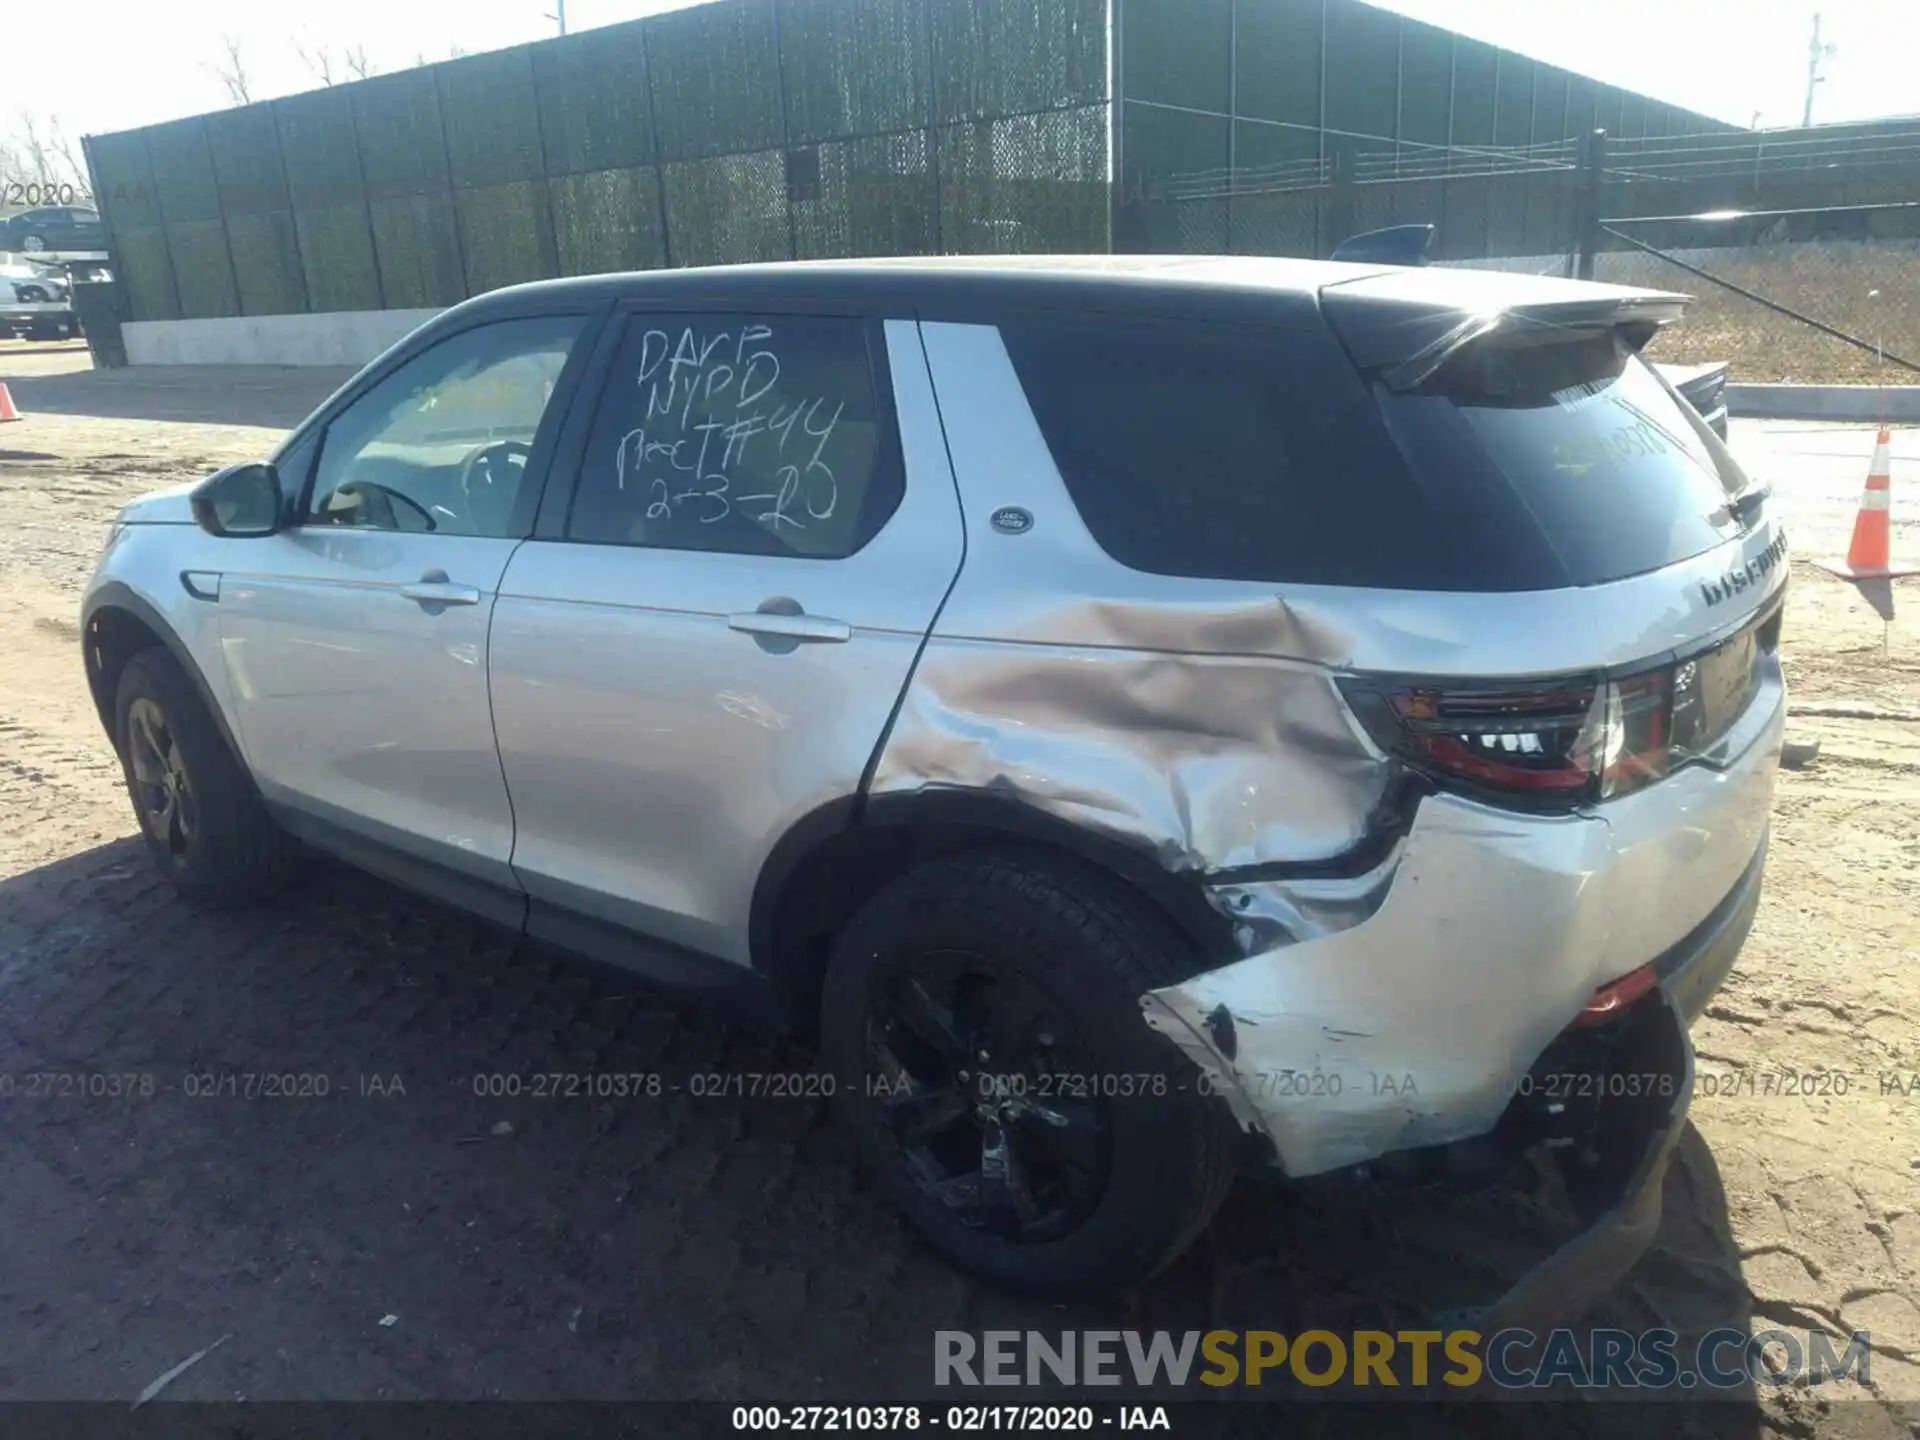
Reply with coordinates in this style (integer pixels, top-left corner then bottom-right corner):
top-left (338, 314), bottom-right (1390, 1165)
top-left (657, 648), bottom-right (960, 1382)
top-left (1143, 788), bottom-right (1771, 1330)
top-left (1140, 741), bottom-right (1774, 1178)
top-left (1455, 990), bottom-right (1693, 1335)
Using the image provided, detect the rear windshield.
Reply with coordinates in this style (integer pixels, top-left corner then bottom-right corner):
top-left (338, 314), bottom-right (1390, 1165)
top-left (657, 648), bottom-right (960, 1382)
top-left (1382, 325), bottom-right (1749, 586)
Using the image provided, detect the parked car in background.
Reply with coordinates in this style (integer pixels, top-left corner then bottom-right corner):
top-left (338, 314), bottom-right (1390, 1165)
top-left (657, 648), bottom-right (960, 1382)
top-left (0, 205), bottom-right (107, 255)
top-left (81, 258), bottom-right (1783, 1324)
top-left (0, 258), bottom-right (80, 340)
top-left (1657, 360), bottom-right (1732, 439)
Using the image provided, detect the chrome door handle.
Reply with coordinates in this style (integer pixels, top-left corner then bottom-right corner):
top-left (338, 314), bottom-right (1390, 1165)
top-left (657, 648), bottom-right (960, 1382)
top-left (726, 612), bottom-right (852, 643)
top-left (400, 570), bottom-right (482, 607)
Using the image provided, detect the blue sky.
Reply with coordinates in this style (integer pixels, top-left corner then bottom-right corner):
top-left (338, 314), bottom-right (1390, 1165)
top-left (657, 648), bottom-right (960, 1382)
top-left (7, 0), bottom-right (1915, 144)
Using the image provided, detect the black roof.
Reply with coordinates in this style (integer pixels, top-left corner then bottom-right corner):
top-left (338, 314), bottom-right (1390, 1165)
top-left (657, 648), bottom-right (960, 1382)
top-left (436, 254), bottom-right (1685, 332)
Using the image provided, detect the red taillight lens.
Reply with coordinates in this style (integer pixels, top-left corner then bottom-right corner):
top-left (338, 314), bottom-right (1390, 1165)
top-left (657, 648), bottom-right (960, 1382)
top-left (1389, 681), bottom-right (1601, 795)
top-left (1572, 963), bottom-right (1658, 1025)
top-left (1342, 666), bottom-right (1677, 809)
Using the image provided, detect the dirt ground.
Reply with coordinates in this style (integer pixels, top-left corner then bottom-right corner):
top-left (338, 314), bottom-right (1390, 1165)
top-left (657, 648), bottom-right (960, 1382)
top-left (1, 337), bottom-right (1917, 1433)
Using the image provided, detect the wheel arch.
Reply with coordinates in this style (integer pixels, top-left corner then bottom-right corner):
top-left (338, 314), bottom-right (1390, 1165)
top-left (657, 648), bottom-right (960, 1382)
top-left (82, 582), bottom-right (243, 760)
top-left (749, 789), bottom-right (1238, 1037)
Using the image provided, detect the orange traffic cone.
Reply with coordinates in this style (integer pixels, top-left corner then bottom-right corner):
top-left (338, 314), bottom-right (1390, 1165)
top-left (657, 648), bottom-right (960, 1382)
top-left (0, 383), bottom-right (18, 423)
top-left (1817, 428), bottom-right (1918, 580)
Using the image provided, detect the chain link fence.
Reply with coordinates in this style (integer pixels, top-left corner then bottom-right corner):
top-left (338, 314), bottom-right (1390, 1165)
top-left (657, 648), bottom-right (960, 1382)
top-left (1119, 115), bottom-right (1920, 390)
top-left (82, 0), bottom-right (1112, 324)
top-left (1594, 221), bottom-right (1920, 386)
top-left (1591, 125), bottom-right (1920, 385)
top-left (1116, 135), bottom-right (1586, 270)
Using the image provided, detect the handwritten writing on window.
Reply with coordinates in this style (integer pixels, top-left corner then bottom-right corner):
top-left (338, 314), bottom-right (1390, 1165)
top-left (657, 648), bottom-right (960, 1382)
top-left (613, 324), bottom-right (846, 533)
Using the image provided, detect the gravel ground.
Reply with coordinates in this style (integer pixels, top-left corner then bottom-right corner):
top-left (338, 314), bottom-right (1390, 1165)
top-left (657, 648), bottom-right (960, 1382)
top-left (0, 339), bottom-right (1916, 1434)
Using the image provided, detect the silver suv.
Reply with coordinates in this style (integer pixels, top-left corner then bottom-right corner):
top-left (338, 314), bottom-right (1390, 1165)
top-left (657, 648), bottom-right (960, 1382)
top-left (82, 257), bottom-right (1784, 1322)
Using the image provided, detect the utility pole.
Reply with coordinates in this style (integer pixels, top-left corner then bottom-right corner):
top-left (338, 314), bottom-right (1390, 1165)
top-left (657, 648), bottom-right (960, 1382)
top-left (1803, 12), bottom-right (1836, 127)
top-left (546, 0), bottom-right (567, 35)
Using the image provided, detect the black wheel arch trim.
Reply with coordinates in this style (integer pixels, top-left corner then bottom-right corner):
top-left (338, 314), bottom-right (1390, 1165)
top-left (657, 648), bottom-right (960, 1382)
top-left (748, 788), bottom-right (1240, 1007)
top-left (82, 581), bottom-right (244, 761)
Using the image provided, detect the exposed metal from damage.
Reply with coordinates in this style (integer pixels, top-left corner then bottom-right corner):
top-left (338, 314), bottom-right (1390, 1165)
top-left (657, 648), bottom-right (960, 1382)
top-left (871, 643), bottom-right (1388, 873)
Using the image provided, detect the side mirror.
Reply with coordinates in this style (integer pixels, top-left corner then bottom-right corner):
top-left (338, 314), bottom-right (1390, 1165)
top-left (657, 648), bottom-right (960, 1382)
top-left (190, 462), bottom-right (283, 538)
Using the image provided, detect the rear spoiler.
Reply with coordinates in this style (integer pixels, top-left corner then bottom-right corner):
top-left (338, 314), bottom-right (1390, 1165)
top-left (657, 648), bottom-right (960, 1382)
top-left (1320, 269), bottom-right (1691, 391)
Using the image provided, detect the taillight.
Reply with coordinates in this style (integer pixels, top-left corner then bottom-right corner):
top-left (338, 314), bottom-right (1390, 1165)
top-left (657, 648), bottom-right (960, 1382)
top-left (1341, 667), bottom-right (1678, 809)
top-left (1572, 963), bottom-right (1659, 1026)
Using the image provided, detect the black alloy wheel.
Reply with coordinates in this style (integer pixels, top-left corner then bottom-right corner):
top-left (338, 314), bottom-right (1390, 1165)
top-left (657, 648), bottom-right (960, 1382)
top-left (867, 949), bottom-right (1108, 1243)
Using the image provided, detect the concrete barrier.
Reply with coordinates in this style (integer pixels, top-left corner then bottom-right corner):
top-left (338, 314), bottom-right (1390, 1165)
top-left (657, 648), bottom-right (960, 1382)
top-left (1727, 383), bottom-right (1920, 424)
top-left (123, 309), bottom-right (443, 367)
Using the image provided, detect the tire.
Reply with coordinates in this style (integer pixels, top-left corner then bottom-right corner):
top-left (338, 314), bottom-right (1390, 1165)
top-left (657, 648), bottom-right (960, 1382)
top-left (821, 850), bottom-right (1239, 1298)
top-left (113, 647), bottom-right (295, 905)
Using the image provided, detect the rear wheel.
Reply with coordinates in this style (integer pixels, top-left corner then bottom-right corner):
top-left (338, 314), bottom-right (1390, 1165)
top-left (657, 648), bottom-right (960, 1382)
top-left (114, 648), bottom-right (295, 905)
top-left (821, 851), bottom-right (1238, 1297)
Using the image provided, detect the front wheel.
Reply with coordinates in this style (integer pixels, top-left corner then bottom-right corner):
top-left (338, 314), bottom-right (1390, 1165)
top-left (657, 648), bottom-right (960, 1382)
top-left (114, 648), bottom-right (295, 905)
top-left (821, 851), bottom-right (1238, 1298)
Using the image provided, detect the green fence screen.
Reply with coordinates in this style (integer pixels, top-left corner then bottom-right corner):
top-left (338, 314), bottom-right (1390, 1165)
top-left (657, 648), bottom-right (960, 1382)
top-left (89, 0), bottom-right (1745, 322)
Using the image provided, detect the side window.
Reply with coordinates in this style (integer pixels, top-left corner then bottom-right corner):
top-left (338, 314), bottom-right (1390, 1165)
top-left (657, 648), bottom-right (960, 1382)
top-left (568, 313), bottom-right (901, 559)
top-left (305, 315), bottom-right (585, 538)
top-left (1000, 315), bottom-right (1467, 588)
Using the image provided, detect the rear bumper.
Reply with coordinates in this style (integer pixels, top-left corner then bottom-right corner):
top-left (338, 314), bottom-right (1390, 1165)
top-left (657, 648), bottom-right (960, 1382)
top-left (1448, 838), bottom-right (1765, 1334)
top-left (1142, 666), bottom-right (1781, 1179)
top-left (1141, 674), bottom-right (1777, 1330)
top-left (1465, 991), bottom-right (1694, 1335)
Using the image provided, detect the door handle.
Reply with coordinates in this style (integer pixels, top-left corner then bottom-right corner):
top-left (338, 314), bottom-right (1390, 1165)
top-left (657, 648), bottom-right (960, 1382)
top-left (400, 569), bottom-right (482, 607)
top-left (727, 611), bottom-right (852, 644)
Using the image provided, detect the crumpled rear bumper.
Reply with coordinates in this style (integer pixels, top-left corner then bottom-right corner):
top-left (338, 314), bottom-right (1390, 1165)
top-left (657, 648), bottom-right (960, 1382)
top-left (1139, 682), bottom-right (1778, 1178)
top-left (1452, 987), bottom-right (1694, 1334)
top-left (1144, 790), bottom-right (1771, 1330)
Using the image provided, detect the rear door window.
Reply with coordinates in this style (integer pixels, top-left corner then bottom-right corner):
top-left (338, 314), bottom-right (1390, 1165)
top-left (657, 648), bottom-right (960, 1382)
top-left (1387, 327), bottom-right (1748, 586)
top-left (568, 313), bottom-right (902, 559)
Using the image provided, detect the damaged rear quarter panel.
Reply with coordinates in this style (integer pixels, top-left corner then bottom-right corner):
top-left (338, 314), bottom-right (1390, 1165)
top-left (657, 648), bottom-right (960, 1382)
top-left (871, 644), bottom-right (1388, 873)
top-left (875, 319), bottom-right (1784, 1181)
top-left (873, 319), bottom-right (1396, 877)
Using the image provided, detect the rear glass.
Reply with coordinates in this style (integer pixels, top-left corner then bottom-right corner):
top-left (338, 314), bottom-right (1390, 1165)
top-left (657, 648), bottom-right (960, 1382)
top-left (1385, 327), bottom-right (1749, 586)
top-left (1000, 315), bottom-right (1566, 592)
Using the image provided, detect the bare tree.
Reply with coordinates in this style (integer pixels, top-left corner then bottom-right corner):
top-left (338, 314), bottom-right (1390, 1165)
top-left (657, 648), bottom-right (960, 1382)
top-left (293, 37), bottom-right (338, 86)
top-left (295, 35), bottom-right (378, 87)
top-left (2, 111), bottom-right (90, 200)
top-left (207, 34), bottom-right (253, 105)
top-left (46, 125), bottom-right (87, 196)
